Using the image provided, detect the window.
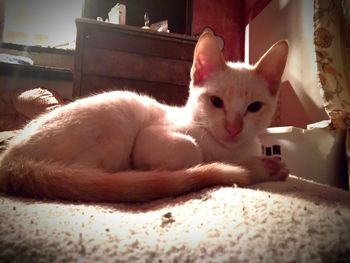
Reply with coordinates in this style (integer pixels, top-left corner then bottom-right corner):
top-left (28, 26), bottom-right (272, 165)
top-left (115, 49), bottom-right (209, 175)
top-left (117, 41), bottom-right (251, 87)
top-left (2, 0), bottom-right (84, 49)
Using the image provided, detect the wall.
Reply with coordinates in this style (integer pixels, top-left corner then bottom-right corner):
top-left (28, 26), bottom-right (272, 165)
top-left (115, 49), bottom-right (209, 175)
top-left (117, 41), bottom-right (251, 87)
top-left (248, 0), bottom-right (329, 128)
top-left (192, 0), bottom-right (245, 61)
top-left (244, 0), bottom-right (271, 24)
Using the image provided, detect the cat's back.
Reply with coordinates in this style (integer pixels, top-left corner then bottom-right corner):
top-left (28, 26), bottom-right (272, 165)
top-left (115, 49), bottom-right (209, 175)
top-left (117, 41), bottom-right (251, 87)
top-left (40, 90), bottom-right (164, 127)
top-left (66, 90), bottom-right (163, 118)
top-left (6, 91), bottom-right (166, 159)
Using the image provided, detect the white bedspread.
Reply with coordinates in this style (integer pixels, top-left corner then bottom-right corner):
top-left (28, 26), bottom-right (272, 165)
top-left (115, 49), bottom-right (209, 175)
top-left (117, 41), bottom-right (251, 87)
top-left (0, 175), bottom-right (349, 262)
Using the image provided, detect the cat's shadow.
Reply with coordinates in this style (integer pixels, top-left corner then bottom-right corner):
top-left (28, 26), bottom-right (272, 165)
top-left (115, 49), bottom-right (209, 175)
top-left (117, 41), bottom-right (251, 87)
top-left (1, 189), bottom-right (215, 213)
top-left (3, 175), bottom-right (349, 213)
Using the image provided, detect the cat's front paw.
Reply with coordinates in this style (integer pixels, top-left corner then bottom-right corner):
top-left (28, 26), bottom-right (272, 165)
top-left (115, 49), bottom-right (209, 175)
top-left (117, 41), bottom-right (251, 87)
top-left (245, 156), bottom-right (289, 184)
top-left (260, 156), bottom-right (289, 181)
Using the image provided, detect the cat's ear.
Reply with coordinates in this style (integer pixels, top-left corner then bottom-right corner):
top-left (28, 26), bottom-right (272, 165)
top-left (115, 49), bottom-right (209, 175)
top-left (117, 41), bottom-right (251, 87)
top-left (254, 40), bottom-right (289, 95)
top-left (191, 32), bottom-right (226, 86)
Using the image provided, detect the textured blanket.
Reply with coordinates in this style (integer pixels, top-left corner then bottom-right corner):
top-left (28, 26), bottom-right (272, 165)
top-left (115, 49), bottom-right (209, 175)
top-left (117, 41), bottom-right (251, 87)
top-left (0, 175), bottom-right (349, 263)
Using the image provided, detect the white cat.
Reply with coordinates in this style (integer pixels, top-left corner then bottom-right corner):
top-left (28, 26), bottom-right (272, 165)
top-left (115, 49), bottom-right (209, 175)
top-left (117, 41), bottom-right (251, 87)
top-left (0, 32), bottom-right (289, 202)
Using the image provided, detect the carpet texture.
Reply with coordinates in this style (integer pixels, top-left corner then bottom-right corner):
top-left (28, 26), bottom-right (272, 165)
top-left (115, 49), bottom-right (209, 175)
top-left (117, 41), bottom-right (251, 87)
top-left (0, 175), bottom-right (349, 263)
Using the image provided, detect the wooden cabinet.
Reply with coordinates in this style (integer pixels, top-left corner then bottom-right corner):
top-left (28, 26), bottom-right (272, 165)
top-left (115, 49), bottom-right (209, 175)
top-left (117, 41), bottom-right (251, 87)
top-left (74, 18), bottom-right (197, 105)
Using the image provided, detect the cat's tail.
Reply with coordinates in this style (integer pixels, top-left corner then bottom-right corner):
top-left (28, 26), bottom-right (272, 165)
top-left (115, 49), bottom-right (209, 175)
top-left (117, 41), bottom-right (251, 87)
top-left (0, 158), bottom-right (252, 202)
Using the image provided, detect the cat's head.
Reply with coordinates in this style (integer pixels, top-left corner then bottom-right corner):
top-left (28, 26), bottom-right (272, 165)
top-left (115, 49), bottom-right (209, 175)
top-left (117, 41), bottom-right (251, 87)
top-left (188, 32), bottom-right (288, 147)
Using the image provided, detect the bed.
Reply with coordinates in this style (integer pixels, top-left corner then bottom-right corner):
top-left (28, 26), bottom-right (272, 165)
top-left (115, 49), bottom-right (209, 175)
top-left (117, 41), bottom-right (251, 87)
top-left (0, 88), bottom-right (349, 262)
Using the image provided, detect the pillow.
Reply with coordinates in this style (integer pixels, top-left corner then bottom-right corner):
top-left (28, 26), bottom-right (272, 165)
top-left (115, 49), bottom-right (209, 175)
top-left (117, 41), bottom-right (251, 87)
top-left (0, 87), bottom-right (64, 131)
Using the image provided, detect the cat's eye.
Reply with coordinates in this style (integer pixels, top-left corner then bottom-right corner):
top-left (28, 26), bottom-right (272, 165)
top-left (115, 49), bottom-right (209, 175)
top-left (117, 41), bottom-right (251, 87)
top-left (210, 96), bottom-right (224, 108)
top-left (247, 101), bottom-right (263, 113)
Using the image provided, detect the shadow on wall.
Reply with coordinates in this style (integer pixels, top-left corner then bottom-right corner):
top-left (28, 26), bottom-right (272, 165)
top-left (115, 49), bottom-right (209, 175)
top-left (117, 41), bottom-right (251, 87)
top-left (248, 0), bottom-right (329, 128)
top-left (279, 80), bottom-right (325, 128)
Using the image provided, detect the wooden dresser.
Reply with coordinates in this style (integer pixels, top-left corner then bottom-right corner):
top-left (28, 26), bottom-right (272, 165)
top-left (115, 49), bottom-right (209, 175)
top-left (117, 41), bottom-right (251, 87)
top-left (74, 18), bottom-right (197, 105)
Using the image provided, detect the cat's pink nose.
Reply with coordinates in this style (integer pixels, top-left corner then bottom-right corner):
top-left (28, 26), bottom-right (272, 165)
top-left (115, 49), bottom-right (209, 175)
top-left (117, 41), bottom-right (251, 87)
top-left (225, 122), bottom-right (242, 138)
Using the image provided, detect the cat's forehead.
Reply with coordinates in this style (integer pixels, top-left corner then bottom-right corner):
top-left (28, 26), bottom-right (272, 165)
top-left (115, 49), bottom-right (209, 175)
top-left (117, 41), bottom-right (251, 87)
top-left (205, 62), bottom-right (270, 99)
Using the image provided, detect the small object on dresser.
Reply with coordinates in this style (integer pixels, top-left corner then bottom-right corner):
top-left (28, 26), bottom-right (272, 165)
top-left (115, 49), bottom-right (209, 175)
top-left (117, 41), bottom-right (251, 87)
top-left (142, 12), bottom-right (150, 29)
top-left (150, 20), bottom-right (169, 32)
top-left (108, 3), bottom-right (126, 25)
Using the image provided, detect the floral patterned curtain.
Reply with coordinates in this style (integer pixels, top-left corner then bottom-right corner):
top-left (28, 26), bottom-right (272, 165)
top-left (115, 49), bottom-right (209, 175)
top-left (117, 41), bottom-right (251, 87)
top-left (314, 0), bottom-right (350, 183)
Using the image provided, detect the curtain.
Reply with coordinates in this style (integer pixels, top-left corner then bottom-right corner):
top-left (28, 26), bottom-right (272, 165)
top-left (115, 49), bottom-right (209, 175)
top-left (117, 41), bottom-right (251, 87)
top-left (314, 0), bottom-right (350, 184)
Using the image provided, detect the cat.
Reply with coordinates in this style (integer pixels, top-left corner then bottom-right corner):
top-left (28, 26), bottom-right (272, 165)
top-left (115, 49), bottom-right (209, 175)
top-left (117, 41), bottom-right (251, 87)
top-left (0, 32), bottom-right (289, 203)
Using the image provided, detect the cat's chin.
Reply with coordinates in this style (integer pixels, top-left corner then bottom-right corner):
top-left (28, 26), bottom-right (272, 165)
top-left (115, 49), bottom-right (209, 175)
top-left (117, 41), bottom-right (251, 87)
top-left (205, 128), bottom-right (245, 149)
top-left (220, 136), bottom-right (247, 148)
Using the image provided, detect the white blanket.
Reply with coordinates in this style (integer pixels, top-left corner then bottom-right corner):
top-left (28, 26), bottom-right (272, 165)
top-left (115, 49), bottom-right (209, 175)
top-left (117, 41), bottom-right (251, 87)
top-left (0, 175), bottom-right (349, 262)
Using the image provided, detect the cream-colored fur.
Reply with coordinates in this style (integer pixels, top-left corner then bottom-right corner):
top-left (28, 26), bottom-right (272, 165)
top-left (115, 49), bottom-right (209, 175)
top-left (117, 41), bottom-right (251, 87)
top-left (0, 33), bottom-right (289, 202)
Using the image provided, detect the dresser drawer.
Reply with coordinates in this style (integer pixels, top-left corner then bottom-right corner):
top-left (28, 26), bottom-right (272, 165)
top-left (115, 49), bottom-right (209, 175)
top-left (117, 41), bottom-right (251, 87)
top-left (83, 48), bottom-right (192, 86)
top-left (74, 18), bottom-right (197, 105)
